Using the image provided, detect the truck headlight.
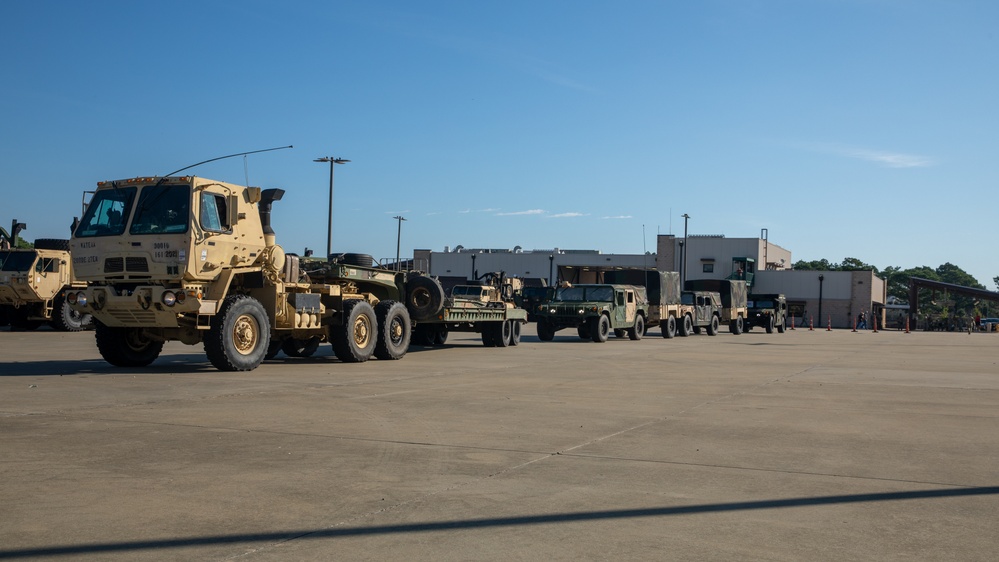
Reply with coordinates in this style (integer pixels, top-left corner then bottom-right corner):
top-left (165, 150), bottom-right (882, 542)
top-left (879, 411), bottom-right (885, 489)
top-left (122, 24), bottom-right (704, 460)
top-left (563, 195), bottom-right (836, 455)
top-left (76, 293), bottom-right (88, 307)
top-left (67, 292), bottom-right (78, 304)
top-left (162, 291), bottom-right (177, 306)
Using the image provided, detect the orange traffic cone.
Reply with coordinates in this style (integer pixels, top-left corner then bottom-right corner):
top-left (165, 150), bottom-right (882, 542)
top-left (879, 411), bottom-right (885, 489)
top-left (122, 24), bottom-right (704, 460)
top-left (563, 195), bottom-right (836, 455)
top-left (809, 316), bottom-right (814, 331)
top-left (827, 315), bottom-right (832, 331)
top-left (790, 314), bottom-right (795, 330)
top-left (872, 316), bottom-right (878, 333)
top-left (905, 317), bottom-right (910, 333)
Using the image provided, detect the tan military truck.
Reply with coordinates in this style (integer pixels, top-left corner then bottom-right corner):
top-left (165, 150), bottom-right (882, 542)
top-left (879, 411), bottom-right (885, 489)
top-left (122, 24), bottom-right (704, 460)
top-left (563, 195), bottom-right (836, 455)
top-left (0, 236), bottom-right (92, 331)
top-left (67, 175), bottom-right (445, 371)
top-left (684, 279), bottom-right (748, 334)
top-left (643, 270), bottom-right (693, 339)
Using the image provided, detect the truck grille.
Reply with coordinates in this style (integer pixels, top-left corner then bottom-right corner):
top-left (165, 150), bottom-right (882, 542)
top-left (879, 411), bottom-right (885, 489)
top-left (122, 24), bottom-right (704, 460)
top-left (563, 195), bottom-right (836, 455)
top-left (106, 309), bottom-right (159, 325)
top-left (104, 257), bottom-right (150, 273)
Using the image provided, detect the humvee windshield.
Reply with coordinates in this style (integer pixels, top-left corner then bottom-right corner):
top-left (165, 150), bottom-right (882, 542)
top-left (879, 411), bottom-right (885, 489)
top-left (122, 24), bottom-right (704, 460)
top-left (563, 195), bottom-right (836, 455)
top-left (451, 286), bottom-right (485, 298)
top-left (556, 286), bottom-right (614, 302)
top-left (0, 250), bottom-right (38, 272)
top-left (130, 185), bottom-right (191, 235)
top-left (749, 299), bottom-right (774, 309)
top-left (75, 187), bottom-right (137, 237)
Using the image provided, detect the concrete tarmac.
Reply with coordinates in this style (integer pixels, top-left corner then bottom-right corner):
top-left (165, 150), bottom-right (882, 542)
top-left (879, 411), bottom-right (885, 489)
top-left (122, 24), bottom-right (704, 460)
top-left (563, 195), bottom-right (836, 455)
top-left (1, 325), bottom-right (997, 560)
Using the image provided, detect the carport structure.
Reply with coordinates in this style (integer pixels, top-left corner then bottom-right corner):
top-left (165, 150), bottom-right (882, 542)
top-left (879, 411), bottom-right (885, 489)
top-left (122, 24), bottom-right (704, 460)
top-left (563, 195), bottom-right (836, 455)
top-left (907, 277), bottom-right (999, 325)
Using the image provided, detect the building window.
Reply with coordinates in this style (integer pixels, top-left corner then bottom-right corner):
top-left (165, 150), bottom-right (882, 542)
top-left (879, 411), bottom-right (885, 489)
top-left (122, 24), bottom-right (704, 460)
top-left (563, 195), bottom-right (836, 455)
top-left (702, 263), bottom-right (714, 273)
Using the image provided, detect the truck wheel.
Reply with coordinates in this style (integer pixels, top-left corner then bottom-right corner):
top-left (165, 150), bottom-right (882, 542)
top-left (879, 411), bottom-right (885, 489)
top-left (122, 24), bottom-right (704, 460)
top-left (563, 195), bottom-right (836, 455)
top-left (95, 323), bottom-right (163, 367)
top-left (50, 294), bottom-right (92, 332)
top-left (282, 336), bottom-right (321, 358)
top-left (578, 325), bottom-right (591, 340)
top-left (707, 315), bottom-right (719, 336)
top-left (537, 319), bottom-right (556, 341)
top-left (374, 301), bottom-right (411, 360)
top-left (729, 316), bottom-right (744, 335)
top-left (777, 315), bottom-right (786, 334)
top-left (205, 295), bottom-right (270, 371)
top-left (765, 315), bottom-right (775, 334)
top-left (509, 321), bottom-right (521, 346)
top-left (662, 315), bottom-right (676, 339)
top-left (433, 324), bottom-right (449, 346)
top-left (406, 276), bottom-right (445, 321)
top-left (628, 315), bottom-right (644, 340)
top-left (497, 320), bottom-right (512, 347)
top-left (679, 314), bottom-right (693, 337)
top-left (590, 315), bottom-right (610, 343)
top-left (34, 238), bottom-right (71, 251)
top-left (332, 300), bottom-right (377, 362)
top-left (411, 324), bottom-right (433, 346)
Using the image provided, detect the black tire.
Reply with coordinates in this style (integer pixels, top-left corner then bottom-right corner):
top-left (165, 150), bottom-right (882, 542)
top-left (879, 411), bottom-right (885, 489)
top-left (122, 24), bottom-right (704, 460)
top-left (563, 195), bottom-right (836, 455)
top-left (510, 321), bottom-right (521, 346)
top-left (282, 336), bottom-right (321, 358)
top-left (730, 316), bottom-right (744, 335)
top-left (777, 315), bottom-right (786, 334)
top-left (628, 315), bottom-right (644, 341)
top-left (406, 276), bottom-right (445, 321)
top-left (579, 325), bottom-right (592, 340)
top-left (496, 320), bottom-right (512, 347)
top-left (590, 315), bottom-right (610, 343)
top-left (707, 315), bottom-right (719, 336)
top-left (34, 238), bottom-right (71, 251)
top-left (481, 324), bottom-right (497, 347)
top-left (95, 322), bottom-right (164, 367)
top-left (335, 252), bottom-right (374, 267)
top-left (662, 315), bottom-right (676, 339)
top-left (411, 324), bottom-right (434, 346)
top-left (433, 324), bottom-right (449, 346)
top-left (766, 314), bottom-right (775, 334)
top-left (613, 328), bottom-right (626, 338)
top-left (537, 320), bottom-right (556, 342)
top-left (374, 301), bottom-right (411, 360)
top-left (204, 295), bottom-right (270, 371)
top-left (679, 314), bottom-right (693, 337)
top-left (50, 294), bottom-right (92, 332)
top-left (332, 300), bottom-right (377, 362)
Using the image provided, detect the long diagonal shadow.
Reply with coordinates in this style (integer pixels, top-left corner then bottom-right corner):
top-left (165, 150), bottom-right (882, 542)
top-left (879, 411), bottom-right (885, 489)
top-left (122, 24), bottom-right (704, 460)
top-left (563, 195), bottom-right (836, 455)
top-left (2, 486), bottom-right (996, 559)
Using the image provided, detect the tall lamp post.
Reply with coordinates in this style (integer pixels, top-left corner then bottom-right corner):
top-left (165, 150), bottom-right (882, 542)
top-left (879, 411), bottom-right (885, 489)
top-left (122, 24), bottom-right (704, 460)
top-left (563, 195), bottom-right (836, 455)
top-left (393, 215), bottom-right (406, 271)
top-left (314, 156), bottom-right (350, 260)
top-left (681, 213), bottom-right (690, 286)
top-left (818, 274), bottom-right (825, 326)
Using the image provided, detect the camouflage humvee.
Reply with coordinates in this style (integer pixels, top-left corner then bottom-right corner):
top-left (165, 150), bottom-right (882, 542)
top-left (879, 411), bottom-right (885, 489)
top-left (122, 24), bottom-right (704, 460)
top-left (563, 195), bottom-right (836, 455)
top-left (678, 290), bottom-right (723, 336)
top-left (746, 293), bottom-right (787, 333)
top-left (534, 284), bottom-right (648, 343)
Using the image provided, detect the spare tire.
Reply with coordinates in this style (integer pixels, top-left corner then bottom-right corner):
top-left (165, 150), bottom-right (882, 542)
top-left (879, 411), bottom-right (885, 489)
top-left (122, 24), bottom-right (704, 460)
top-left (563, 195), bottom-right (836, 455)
top-left (34, 238), bottom-right (71, 251)
top-left (335, 253), bottom-right (374, 267)
top-left (406, 275), bottom-right (445, 321)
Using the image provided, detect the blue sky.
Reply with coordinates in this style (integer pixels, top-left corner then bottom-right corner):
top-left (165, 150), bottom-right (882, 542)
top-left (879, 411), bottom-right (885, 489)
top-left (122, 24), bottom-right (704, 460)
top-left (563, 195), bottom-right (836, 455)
top-left (2, 1), bottom-right (996, 286)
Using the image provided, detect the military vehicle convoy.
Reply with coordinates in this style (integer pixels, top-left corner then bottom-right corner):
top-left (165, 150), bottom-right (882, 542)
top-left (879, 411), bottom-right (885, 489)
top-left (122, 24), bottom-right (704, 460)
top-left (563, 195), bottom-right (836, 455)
top-left (534, 284), bottom-right (648, 342)
top-left (0, 225), bottom-right (93, 331)
top-left (745, 293), bottom-right (787, 333)
top-left (411, 271), bottom-right (528, 348)
top-left (679, 290), bottom-right (723, 336)
top-left (684, 279), bottom-right (748, 334)
top-left (65, 175), bottom-right (527, 371)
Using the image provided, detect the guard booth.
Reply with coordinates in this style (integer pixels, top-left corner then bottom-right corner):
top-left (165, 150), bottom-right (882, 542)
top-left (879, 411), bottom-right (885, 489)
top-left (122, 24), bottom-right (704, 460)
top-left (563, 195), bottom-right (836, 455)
top-left (727, 257), bottom-right (755, 288)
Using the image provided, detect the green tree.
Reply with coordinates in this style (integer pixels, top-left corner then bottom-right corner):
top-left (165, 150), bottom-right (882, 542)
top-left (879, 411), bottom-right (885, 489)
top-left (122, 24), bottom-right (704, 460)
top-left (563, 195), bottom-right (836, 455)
top-left (839, 257), bottom-right (878, 272)
top-left (994, 276), bottom-right (998, 292)
top-left (792, 258), bottom-right (835, 271)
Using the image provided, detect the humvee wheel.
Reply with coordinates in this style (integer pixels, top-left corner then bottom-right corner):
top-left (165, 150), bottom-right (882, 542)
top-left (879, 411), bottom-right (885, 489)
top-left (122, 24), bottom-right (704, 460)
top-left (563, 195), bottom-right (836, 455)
top-left (282, 336), bottom-right (321, 358)
top-left (777, 315), bottom-right (786, 333)
top-left (730, 316), bottom-right (744, 335)
top-left (628, 315), bottom-right (644, 341)
top-left (590, 315), bottom-right (610, 343)
top-left (707, 315), bottom-right (720, 336)
top-left (95, 323), bottom-right (164, 367)
top-left (374, 301), bottom-right (411, 360)
top-left (578, 325), bottom-right (591, 340)
top-left (433, 324), bottom-right (449, 346)
top-left (679, 314), bottom-right (693, 337)
top-left (50, 294), bottom-right (93, 332)
top-left (205, 295), bottom-right (270, 371)
top-left (662, 315), bottom-right (676, 339)
top-left (332, 300), bottom-right (377, 362)
top-left (537, 320), bottom-right (556, 342)
top-left (509, 321), bottom-right (521, 346)
top-left (765, 314), bottom-right (775, 334)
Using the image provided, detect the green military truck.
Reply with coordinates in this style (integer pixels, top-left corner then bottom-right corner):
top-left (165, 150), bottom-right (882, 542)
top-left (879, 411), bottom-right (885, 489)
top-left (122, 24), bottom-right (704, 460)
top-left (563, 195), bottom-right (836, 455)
top-left (534, 284), bottom-right (648, 343)
top-left (745, 293), bottom-right (787, 333)
top-left (678, 290), bottom-right (723, 336)
top-left (410, 272), bottom-right (528, 348)
top-left (684, 279), bottom-right (748, 334)
top-left (0, 238), bottom-right (92, 331)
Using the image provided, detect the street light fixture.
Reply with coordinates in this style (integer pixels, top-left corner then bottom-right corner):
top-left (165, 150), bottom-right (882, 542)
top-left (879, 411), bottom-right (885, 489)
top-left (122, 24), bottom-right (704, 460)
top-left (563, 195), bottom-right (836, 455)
top-left (393, 215), bottom-right (407, 271)
top-left (681, 213), bottom-right (690, 286)
top-left (314, 156), bottom-right (350, 259)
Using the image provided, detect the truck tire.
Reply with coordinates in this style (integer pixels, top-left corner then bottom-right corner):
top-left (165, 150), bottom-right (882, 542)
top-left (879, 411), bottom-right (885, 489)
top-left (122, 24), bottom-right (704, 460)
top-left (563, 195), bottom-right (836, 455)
top-left (332, 300), bottom-right (377, 362)
top-left (707, 315), bottom-right (719, 336)
top-left (777, 315), bottom-right (786, 333)
top-left (537, 319), bottom-right (556, 342)
top-left (205, 295), bottom-right (270, 371)
top-left (765, 314), bottom-right (775, 334)
top-left (95, 323), bottom-right (163, 367)
top-left (628, 315), bottom-right (644, 341)
top-left (509, 321), bottom-right (521, 346)
top-left (406, 276), bottom-right (445, 321)
top-left (433, 324), bottom-right (448, 346)
top-left (662, 315), bottom-right (676, 339)
top-left (679, 314), bottom-right (693, 337)
top-left (334, 253), bottom-right (375, 267)
top-left (497, 320), bottom-right (512, 347)
top-left (729, 316), bottom-right (744, 335)
top-left (34, 238), bottom-right (71, 251)
top-left (50, 294), bottom-right (93, 332)
top-left (374, 301), bottom-right (410, 360)
top-left (411, 324), bottom-right (434, 346)
top-left (282, 336), bottom-right (321, 358)
top-left (590, 315), bottom-right (610, 343)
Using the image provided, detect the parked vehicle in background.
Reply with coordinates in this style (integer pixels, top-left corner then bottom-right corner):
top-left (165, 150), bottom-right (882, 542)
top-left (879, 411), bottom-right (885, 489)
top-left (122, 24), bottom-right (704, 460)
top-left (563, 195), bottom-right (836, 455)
top-left (678, 290), bottom-right (723, 336)
top-left (746, 293), bottom-right (787, 333)
top-left (684, 279), bottom-right (748, 334)
top-left (0, 238), bottom-right (92, 331)
top-left (534, 284), bottom-right (648, 343)
top-left (410, 271), bottom-right (528, 348)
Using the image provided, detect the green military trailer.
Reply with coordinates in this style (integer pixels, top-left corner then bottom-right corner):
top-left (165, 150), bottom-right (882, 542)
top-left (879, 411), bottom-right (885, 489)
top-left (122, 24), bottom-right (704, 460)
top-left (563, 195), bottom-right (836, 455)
top-left (745, 293), bottom-right (787, 333)
top-left (534, 284), bottom-right (648, 343)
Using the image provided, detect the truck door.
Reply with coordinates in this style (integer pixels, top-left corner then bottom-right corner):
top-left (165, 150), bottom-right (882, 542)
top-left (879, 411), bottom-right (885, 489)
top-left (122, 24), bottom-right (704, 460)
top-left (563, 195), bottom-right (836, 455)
top-left (614, 290), bottom-right (627, 325)
top-left (625, 290), bottom-right (636, 323)
top-left (696, 294), bottom-right (710, 323)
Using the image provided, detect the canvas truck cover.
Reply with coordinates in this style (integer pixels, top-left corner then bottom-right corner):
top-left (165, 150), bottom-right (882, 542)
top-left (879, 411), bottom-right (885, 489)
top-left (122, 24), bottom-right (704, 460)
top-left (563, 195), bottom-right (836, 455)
top-left (684, 279), bottom-right (747, 308)
top-left (602, 270), bottom-right (681, 306)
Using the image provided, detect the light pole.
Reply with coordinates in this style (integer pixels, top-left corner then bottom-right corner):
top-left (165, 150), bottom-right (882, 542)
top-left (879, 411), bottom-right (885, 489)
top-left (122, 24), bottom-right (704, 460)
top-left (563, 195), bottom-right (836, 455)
top-left (393, 215), bottom-right (406, 271)
top-left (818, 274), bottom-right (825, 326)
top-left (681, 213), bottom-right (690, 286)
top-left (314, 156), bottom-right (350, 260)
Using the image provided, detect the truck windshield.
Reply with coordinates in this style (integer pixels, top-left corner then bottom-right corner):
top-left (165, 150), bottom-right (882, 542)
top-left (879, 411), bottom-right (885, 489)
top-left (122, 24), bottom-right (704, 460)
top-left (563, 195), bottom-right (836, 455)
top-left (681, 293), bottom-right (695, 305)
top-left (0, 250), bottom-right (38, 272)
top-left (750, 300), bottom-right (774, 309)
top-left (75, 187), bottom-right (137, 237)
top-left (130, 185), bottom-right (191, 235)
top-left (556, 286), bottom-right (613, 302)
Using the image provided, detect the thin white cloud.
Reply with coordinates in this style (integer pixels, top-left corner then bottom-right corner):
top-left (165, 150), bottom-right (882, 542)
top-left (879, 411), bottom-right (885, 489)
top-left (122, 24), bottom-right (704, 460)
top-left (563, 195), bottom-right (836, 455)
top-left (804, 142), bottom-right (935, 168)
top-left (601, 215), bottom-right (633, 219)
top-left (547, 212), bottom-right (587, 218)
top-left (496, 209), bottom-right (546, 216)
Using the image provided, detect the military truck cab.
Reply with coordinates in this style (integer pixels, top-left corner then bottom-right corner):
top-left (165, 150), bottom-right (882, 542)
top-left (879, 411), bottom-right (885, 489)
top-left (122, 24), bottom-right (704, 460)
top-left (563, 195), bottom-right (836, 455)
top-left (534, 284), bottom-right (647, 343)
top-left (0, 241), bottom-right (91, 331)
top-left (746, 293), bottom-right (787, 333)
